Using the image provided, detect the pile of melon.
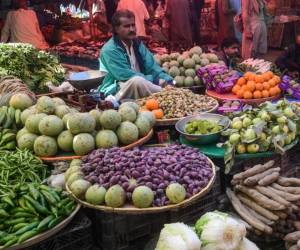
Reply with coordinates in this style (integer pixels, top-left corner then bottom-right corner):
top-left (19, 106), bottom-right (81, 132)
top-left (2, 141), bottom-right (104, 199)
top-left (155, 46), bottom-right (222, 87)
top-left (18, 97), bottom-right (156, 157)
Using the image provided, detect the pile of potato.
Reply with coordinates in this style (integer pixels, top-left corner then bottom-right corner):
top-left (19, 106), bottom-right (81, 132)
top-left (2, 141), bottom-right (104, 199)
top-left (227, 160), bottom-right (300, 237)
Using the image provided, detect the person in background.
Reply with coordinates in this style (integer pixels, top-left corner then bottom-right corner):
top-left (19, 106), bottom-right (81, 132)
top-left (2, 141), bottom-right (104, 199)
top-left (215, 0), bottom-right (235, 48)
top-left (99, 10), bottom-right (173, 101)
top-left (241, 0), bottom-right (268, 59)
top-left (275, 34), bottom-right (300, 77)
top-left (103, 0), bottom-right (118, 23)
top-left (1, 0), bottom-right (49, 50)
top-left (230, 0), bottom-right (242, 42)
top-left (191, 0), bottom-right (205, 45)
top-left (117, 0), bottom-right (150, 38)
top-left (217, 37), bottom-right (241, 68)
top-left (166, 0), bottom-right (193, 48)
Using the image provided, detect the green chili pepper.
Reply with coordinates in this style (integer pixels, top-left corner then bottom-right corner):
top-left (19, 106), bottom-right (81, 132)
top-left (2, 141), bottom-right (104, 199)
top-left (28, 184), bottom-right (39, 200)
top-left (48, 216), bottom-right (63, 229)
top-left (1, 196), bottom-right (14, 207)
top-left (11, 222), bottom-right (28, 232)
top-left (57, 198), bottom-right (70, 208)
top-left (13, 212), bottom-right (35, 218)
top-left (17, 229), bottom-right (39, 243)
top-left (24, 195), bottom-right (50, 215)
top-left (5, 217), bottom-right (26, 226)
top-left (37, 215), bottom-right (54, 231)
top-left (40, 186), bottom-right (60, 202)
top-left (39, 192), bottom-right (47, 208)
top-left (0, 234), bottom-right (15, 245)
top-left (3, 236), bottom-right (18, 247)
top-left (10, 207), bottom-right (27, 214)
top-left (41, 190), bottom-right (56, 205)
top-left (0, 208), bottom-right (9, 217)
top-left (24, 200), bottom-right (37, 215)
top-left (0, 230), bottom-right (7, 238)
top-left (15, 221), bottom-right (39, 236)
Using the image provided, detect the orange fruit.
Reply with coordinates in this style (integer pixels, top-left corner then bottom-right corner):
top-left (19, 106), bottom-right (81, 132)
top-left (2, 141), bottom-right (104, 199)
top-left (237, 89), bottom-right (244, 98)
top-left (273, 75), bottom-right (281, 84)
top-left (145, 99), bottom-right (159, 110)
top-left (248, 73), bottom-right (256, 81)
top-left (244, 72), bottom-right (252, 80)
top-left (237, 77), bottom-right (246, 86)
top-left (244, 72), bottom-right (255, 81)
top-left (262, 90), bottom-right (270, 98)
top-left (243, 91), bottom-right (253, 99)
top-left (253, 90), bottom-right (262, 99)
top-left (262, 82), bottom-right (271, 90)
top-left (255, 83), bottom-right (264, 91)
top-left (152, 109), bottom-right (164, 119)
top-left (232, 85), bottom-right (241, 94)
top-left (274, 85), bottom-right (281, 95)
top-left (268, 79), bottom-right (276, 87)
top-left (262, 73), bottom-right (271, 81)
top-left (269, 87), bottom-right (277, 96)
top-left (241, 85), bottom-right (248, 92)
top-left (255, 75), bottom-right (264, 83)
top-left (266, 71), bottom-right (274, 78)
top-left (246, 81), bottom-right (256, 92)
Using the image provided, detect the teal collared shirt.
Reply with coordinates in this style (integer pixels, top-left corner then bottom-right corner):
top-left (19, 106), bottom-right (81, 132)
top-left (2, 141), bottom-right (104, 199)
top-left (98, 37), bottom-right (172, 97)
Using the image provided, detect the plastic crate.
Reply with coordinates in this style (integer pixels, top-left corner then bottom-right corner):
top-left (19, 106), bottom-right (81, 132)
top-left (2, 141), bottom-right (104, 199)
top-left (248, 233), bottom-right (285, 250)
top-left (92, 168), bottom-right (221, 250)
top-left (28, 211), bottom-right (93, 250)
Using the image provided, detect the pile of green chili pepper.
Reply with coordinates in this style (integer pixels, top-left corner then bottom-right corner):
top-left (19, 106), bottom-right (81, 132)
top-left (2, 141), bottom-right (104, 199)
top-left (0, 149), bottom-right (48, 196)
top-left (0, 183), bottom-right (76, 248)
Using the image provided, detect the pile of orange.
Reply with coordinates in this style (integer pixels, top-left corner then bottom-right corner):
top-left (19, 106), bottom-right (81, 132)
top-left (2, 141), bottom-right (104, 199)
top-left (232, 71), bottom-right (281, 99)
top-left (140, 99), bottom-right (164, 119)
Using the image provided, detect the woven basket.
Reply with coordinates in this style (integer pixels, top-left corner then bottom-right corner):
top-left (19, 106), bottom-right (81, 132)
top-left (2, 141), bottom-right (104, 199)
top-left (66, 157), bottom-right (216, 215)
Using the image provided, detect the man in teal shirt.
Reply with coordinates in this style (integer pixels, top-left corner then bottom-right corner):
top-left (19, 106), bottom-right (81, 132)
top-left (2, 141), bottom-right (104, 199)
top-left (99, 10), bottom-right (173, 100)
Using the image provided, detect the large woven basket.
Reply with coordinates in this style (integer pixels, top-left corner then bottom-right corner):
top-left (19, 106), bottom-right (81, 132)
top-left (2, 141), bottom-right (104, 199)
top-left (66, 157), bottom-right (216, 215)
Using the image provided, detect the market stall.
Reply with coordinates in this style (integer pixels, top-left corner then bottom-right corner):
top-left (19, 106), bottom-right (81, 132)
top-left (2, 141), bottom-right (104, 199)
top-left (0, 0), bottom-right (300, 249)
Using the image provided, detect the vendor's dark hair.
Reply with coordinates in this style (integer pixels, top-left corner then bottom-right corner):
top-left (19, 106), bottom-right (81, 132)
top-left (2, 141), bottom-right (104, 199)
top-left (221, 37), bottom-right (239, 49)
top-left (111, 10), bottom-right (135, 33)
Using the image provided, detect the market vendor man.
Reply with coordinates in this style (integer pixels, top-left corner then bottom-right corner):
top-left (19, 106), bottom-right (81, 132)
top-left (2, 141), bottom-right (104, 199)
top-left (1, 0), bottom-right (49, 50)
top-left (217, 37), bottom-right (241, 69)
top-left (99, 10), bottom-right (173, 100)
top-left (275, 34), bottom-right (300, 77)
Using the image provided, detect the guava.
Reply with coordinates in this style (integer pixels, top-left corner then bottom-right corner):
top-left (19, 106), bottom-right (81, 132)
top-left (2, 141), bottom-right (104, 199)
top-left (85, 185), bottom-right (106, 205)
top-left (166, 183), bottom-right (186, 204)
top-left (105, 185), bottom-right (126, 208)
top-left (247, 144), bottom-right (259, 153)
top-left (229, 133), bottom-right (241, 144)
top-left (132, 186), bottom-right (154, 208)
top-left (242, 117), bottom-right (252, 128)
top-left (70, 159), bottom-right (82, 167)
top-left (236, 144), bottom-right (246, 154)
top-left (231, 120), bottom-right (243, 130)
top-left (70, 179), bottom-right (91, 199)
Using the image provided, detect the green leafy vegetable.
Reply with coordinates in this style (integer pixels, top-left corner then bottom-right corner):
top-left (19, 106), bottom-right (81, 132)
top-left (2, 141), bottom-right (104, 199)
top-left (0, 44), bottom-right (65, 93)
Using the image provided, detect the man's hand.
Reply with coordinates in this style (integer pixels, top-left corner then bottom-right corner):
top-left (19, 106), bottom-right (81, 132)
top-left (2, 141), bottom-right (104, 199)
top-left (159, 79), bottom-right (175, 88)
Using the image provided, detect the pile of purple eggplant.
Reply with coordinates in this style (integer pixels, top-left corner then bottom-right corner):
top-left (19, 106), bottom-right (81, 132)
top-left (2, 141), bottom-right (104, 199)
top-left (81, 145), bottom-right (213, 207)
top-left (197, 64), bottom-right (240, 94)
top-left (280, 75), bottom-right (300, 99)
